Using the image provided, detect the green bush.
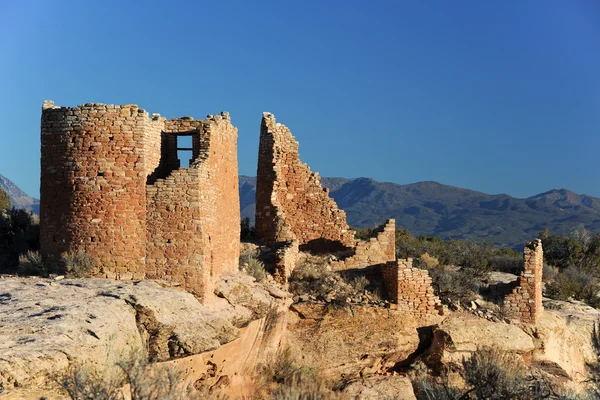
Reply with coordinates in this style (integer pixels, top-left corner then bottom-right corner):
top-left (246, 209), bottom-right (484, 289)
top-left (545, 267), bottom-right (600, 307)
top-left (0, 188), bottom-right (10, 210)
top-left (0, 209), bottom-right (39, 272)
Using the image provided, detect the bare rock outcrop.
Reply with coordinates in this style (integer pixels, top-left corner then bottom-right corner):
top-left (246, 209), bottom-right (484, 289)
top-left (342, 375), bottom-right (416, 400)
top-left (425, 315), bottom-right (536, 368)
top-left (0, 275), bottom-right (281, 395)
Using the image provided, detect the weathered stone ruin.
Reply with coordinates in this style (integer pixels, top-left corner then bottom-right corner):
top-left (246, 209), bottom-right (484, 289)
top-left (330, 219), bottom-right (397, 270)
top-left (381, 259), bottom-right (443, 315)
top-left (40, 101), bottom-right (240, 302)
top-left (504, 239), bottom-right (544, 323)
top-left (255, 112), bottom-right (442, 314)
top-left (256, 112), bottom-right (355, 250)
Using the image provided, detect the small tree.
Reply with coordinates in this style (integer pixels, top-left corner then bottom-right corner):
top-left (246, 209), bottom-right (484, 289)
top-left (0, 188), bottom-right (10, 210)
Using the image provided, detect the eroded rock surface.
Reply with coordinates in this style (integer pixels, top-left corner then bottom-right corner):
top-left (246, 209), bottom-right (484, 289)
top-left (0, 275), bottom-right (280, 395)
top-left (425, 315), bottom-right (536, 367)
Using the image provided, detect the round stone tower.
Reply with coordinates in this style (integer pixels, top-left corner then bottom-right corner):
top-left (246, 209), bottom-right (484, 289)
top-left (40, 100), bottom-right (159, 278)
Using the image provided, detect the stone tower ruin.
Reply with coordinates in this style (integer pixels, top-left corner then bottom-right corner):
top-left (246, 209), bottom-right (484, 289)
top-left (40, 101), bottom-right (240, 302)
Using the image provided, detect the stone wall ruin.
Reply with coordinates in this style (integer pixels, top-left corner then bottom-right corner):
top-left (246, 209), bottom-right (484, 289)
top-left (503, 239), bottom-right (543, 324)
top-left (40, 101), bottom-right (240, 303)
top-left (381, 259), bottom-right (443, 316)
top-left (255, 112), bottom-right (355, 251)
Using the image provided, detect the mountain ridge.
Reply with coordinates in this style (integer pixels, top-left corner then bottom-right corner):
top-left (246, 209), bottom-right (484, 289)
top-left (239, 175), bottom-right (600, 249)
top-left (3, 173), bottom-right (598, 249)
top-left (0, 174), bottom-right (39, 214)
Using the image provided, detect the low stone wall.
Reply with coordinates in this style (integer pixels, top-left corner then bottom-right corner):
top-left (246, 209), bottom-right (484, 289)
top-left (381, 259), bottom-right (443, 316)
top-left (330, 219), bottom-right (396, 271)
top-left (504, 239), bottom-right (543, 324)
top-left (273, 241), bottom-right (299, 285)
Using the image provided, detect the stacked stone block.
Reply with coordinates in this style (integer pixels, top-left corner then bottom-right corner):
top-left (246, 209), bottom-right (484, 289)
top-left (503, 239), bottom-right (543, 324)
top-left (273, 241), bottom-right (300, 285)
top-left (330, 219), bottom-right (396, 270)
top-left (255, 113), bottom-right (355, 249)
top-left (381, 259), bottom-right (443, 316)
top-left (41, 101), bottom-right (239, 303)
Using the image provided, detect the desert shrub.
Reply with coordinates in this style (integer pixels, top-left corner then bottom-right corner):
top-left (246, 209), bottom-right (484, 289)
top-left (17, 250), bottom-right (46, 276)
top-left (545, 267), bottom-right (600, 308)
top-left (0, 209), bottom-right (39, 272)
top-left (462, 348), bottom-right (529, 400)
top-left (241, 217), bottom-right (255, 241)
top-left (417, 252), bottom-right (439, 269)
top-left (60, 355), bottom-right (212, 400)
top-left (543, 264), bottom-right (560, 283)
top-left (60, 250), bottom-right (96, 278)
top-left (348, 276), bottom-right (369, 293)
top-left (289, 256), bottom-right (338, 298)
top-left (428, 267), bottom-right (480, 305)
top-left (256, 348), bottom-right (334, 400)
top-left (488, 255), bottom-right (523, 275)
top-left (0, 188), bottom-right (10, 210)
top-left (413, 346), bottom-right (590, 400)
top-left (239, 246), bottom-right (266, 282)
top-left (246, 257), bottom-right (267, 282)
top-left (60, 364), bottom-right (122, 400)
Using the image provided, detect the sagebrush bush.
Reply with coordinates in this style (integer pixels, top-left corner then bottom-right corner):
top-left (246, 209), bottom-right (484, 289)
top-left (288, 256), bottom-right (339, 299)
top-left (60, 354), bottom-right (220, 400)
top-left (246, 257), bottom-right (267, 282)
top-left (17, 250), bottom-right (46, 276)
top-left (545, 267), bottom-right (600, 308)
top-left (0, 209), bottom-right (39, 272)
top-left (255, 348), bottom-right (334, 400)
top-left (239, 246), bottom-right (266, 282)
top-left (417, 252), bottom-right (439, 269)
top-left (60, 250), bottom-right (96, 278)
top-left (428, 267), bottom-right (480, 305)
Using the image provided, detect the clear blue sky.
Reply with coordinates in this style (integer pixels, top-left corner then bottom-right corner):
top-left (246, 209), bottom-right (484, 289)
top-left (1, 0), bottom-right (599, 199)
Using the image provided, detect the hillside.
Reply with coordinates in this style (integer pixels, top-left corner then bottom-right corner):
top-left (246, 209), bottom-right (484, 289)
top-left (0, 174), bottom-right (39, 214)
top-left (239, 175), bottom-right (600, 248)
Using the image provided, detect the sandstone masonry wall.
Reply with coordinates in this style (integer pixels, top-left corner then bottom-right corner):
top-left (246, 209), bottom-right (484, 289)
top-left (504, 239), bottom-right (543, 324)
top-left (273, 241), bottom-right (300, 285)
top-left (330, 219), bottom-right (396, 270)
top-left (255, 113), bottom-right (355, 250)
top-left (41, 102), bottom-right (239, 303)
top-left (381, 259), bottom-right (442, 316)
top-left (41, 101), bottom-right (150, 278)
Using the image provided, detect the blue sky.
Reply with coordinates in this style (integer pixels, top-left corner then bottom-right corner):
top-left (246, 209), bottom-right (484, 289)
top-left (1, 0), bottom-right (599, 199)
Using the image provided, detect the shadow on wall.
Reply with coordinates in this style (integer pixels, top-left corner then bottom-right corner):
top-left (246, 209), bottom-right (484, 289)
top-left (299, 238), bottom-right (353, 255)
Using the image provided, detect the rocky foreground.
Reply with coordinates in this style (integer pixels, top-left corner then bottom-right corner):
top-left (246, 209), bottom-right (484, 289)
top-left (0, 274), bottom-right (598, 399)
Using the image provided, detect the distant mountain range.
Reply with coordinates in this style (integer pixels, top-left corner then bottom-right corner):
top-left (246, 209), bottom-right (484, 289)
top-left (0, 174), bottom-right (39, 215)
top-left (240, 175), bottom-right (600, 249)
top-left (3, 174), bottom-right (599, 249)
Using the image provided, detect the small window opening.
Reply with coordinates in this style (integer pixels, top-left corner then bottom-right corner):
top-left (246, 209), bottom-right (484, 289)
top-left (177, 136), bottom-right (193, 168)
top-left (98, 172), bottom-right (104, 177)
top-left (109, 136), bottom-right (114, 141)
top-left (91, 237), bottom-right (96, 242)
top-left (167, 239), bottom-right (172, 244)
